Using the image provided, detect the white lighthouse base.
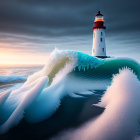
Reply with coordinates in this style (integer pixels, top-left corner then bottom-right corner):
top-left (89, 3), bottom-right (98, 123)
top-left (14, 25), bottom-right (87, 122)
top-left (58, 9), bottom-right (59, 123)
top-left (92, 29), bottom-right (106, 57)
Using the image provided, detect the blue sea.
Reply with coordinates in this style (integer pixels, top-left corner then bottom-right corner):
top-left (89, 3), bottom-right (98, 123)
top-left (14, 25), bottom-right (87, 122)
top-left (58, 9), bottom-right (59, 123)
top-left (0, 65), bottom-right (43, 92)
top-left (0, 50), bottom-right (140, 140)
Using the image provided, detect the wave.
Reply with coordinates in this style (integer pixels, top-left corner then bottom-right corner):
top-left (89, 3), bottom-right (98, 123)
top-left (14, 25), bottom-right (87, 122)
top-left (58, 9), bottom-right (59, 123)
top-left (0, 75), bottom-right (27, 84)
top-left (0, 49), bottom-right (140, 137)
top-left (50, 69), bottom-right (140, 140)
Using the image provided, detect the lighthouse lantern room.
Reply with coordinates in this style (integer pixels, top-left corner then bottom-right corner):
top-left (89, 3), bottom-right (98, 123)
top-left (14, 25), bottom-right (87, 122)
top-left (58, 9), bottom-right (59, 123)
top-left (92, 11), bottom-right (106, 58)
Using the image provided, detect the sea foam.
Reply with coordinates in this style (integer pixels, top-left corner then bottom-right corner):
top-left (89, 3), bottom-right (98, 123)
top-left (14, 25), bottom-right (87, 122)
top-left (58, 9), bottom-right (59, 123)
top-left (50, 69), bottom-right (140, 140)
top-left (0, 49), bottom-right (140, 136)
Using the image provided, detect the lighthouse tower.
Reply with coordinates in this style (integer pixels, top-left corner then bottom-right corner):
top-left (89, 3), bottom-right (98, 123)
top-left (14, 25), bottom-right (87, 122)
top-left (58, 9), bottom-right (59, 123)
top-left (92, 11), bottom-right (106, 58)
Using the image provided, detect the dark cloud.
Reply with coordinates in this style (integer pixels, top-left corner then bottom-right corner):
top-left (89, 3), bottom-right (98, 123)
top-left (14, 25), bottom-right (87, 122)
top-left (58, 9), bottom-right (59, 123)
top-left (0, 0), bottom-right (140, 59)
top-left (0, 0), bottom-right (139, 36)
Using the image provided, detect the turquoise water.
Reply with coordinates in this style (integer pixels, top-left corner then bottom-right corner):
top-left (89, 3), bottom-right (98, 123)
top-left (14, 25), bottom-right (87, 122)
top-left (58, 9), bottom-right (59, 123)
top-left (0, 50), bottom-right (140, 139)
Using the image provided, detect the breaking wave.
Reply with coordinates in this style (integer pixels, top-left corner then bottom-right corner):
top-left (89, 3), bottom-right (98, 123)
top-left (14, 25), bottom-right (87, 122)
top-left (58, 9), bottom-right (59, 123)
top-left (51, 69), bottom-right (140, 140)
top-left (0, 75), bottom-right (27, 84)
top-left (0, 49), bottom-right (140, 139)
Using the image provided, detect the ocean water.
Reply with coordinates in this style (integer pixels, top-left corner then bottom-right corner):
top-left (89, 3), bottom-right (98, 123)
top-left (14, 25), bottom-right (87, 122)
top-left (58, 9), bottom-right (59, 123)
top-left (0, 64), bottom-right (105, 140)
top-left (0, 49), bottom-right (140, 140)
top-left (0, 65), bottom-right (42, 92)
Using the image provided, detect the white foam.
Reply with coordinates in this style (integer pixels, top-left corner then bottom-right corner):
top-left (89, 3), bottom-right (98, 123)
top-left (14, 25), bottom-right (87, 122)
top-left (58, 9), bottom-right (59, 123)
top-left (0, 76), bottom-right (49, 134)
top-left (1, 49), bottom-right (139, 137)
top-left (50, 69), bottom-right (140, 140)
top-left (25, 61), bottom-right (75, 123)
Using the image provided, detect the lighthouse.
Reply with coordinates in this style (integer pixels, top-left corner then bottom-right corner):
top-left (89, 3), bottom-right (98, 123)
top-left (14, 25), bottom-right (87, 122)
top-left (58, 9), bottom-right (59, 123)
top-left (92, 11), bottom-right (107, 58)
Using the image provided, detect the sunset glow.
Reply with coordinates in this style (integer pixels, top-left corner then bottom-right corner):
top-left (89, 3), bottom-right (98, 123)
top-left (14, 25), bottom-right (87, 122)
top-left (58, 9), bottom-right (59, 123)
top-left (0, 43), bottom-right (49, 65)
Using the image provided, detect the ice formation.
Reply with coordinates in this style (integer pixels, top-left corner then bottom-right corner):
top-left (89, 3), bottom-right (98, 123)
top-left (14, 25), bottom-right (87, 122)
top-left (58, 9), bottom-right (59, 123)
top-left (0, 49), bottom-right (140, 135)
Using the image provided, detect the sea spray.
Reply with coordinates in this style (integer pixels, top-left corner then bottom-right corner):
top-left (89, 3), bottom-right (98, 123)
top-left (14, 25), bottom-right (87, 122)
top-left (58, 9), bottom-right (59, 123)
top-left (23, 49), bottom-right (78, 87)
top-left (0, 50), bottom-right (140, 135)
top-left (0, 76), bottom-right (49, 134)
top-left (25, 60), bottom-right (76, 123)
top-left (50, 69), bottom-right (140, 140)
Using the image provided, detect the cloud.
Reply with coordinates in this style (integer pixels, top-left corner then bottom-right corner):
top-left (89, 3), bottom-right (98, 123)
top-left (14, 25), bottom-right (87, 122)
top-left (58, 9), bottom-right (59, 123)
top-left (0, 0), bottom-right (140, 61)
top-left (0, 0), bottom-right (140, 37)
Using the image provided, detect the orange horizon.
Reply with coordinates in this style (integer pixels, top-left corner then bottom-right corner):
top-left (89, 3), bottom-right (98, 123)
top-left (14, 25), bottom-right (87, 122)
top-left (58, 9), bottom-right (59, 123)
top-left (0, 43), bottom-right (49, 65)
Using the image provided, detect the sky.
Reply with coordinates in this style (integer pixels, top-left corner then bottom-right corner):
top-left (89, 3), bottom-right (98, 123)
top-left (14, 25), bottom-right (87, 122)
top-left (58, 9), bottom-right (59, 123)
top-left (0, 0), bottom-right (140, 64)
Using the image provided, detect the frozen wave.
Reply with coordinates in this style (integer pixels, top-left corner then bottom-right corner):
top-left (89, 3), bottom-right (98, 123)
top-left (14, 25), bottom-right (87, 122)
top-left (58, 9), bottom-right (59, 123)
top-left (51, 69), bottom-right (140, 140)
top-left (0, 49), bottom-right (140, 136)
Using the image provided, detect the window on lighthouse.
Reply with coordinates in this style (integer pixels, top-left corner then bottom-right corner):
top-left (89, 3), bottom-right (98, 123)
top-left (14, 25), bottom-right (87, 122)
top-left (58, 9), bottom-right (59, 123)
top-left (101, 32), bottom-right (103, 36)
top-left (101, 38), bottom-right (102, 42)
top-left (102, 48), bottom-right (104, 52)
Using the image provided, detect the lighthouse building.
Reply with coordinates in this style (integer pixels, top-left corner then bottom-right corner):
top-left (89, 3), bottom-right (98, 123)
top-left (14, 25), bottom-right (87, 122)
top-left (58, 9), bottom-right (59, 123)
top-left (92, 11), bottom-right (106, 58)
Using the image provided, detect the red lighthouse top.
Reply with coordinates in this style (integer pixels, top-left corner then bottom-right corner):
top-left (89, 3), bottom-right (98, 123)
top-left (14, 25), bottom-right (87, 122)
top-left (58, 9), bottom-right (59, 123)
top-left (93, 11), bottom-right (106, 30)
